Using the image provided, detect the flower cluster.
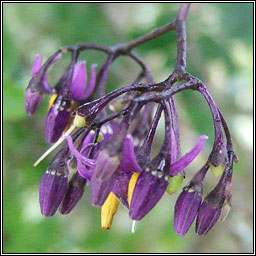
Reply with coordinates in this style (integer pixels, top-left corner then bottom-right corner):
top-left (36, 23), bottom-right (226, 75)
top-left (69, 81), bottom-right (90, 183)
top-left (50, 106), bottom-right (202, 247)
top-left (24, 4), bottom-right (237, 237)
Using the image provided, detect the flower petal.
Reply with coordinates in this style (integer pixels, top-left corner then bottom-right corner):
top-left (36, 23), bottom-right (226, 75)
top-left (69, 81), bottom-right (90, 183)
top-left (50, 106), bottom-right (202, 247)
top-left (39, 169), bottom-right (68, 217)
top-left (82, 64), bottom-right (97, 99)
top-left (65, 135), bottom-right (96, 168)
top-left (32, 53), bottom-right (43, 76)
top-left (25, 88), bottom-right (43, 115)
top-left (45, 104), bottom-right (71, 143)
top-left (71, 61), bottom-right (87, 100)
top-left (129, 171), bottom-right (168, 220)
top-left (196, 201), bottom-right (221, 235)
top-left (170, 135), bottom-right (208, 175)
top-left (120, 135), bottom-right (142, 173)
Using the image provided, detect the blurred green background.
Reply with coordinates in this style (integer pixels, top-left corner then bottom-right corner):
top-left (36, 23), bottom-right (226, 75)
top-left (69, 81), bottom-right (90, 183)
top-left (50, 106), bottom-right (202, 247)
top-left (3, 3), bottom-right (253, 253)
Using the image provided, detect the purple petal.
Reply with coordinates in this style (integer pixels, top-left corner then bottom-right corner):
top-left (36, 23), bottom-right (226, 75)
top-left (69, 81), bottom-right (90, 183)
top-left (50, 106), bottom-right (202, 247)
top-left (71, 61), bottom-right (87, 101)
top-left (111, 170), bottom-right (132, 208)
top-left (93, 150), bottom-right (119, 181)
top-left (174, 190), bottom-right (202, 236)
top-left (65, 135), bottom-right (96, 168)
top-left (170, 135), bottom-right (208, 176)
top-left (82, 64), bottom-right (97, 99)
top-left (25, 88), bottom-right (43, 115)
top-left (129, 171), bottom-right (168, 220)
top-left (39, 169), bottom-right (68, 217)
top-left (32, 53), bottom-right (43, 76)
top-left (77, 162), bottom-right (93, 180)
top-left (45, 104), bottom-right (71, 143)
top-left (120, 135), bottom-right (142, 173)
top-left (90, 171), bottom-right (115, 207)
top-left (59, 173), bottom-right (86, 215)
top-left (196, 201), bottom-right (221, 235)
top-left (42, 74), bottom-right (55, 94)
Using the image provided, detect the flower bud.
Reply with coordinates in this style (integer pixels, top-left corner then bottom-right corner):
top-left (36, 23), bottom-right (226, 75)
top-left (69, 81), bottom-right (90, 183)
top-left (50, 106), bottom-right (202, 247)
top-left (39, 147), bottom-right (69, 217)
top-left (45, 95), bottom-right (72, 143)
top-left (129, 170), bottom-right (169, 220)
top-left (59, 172), bottom-right (86, 215)
top-left (195, 201), bottom-right (221, 235)
top-left (174, 182), bottom-right (203, 236)
top-left (25, 88), bottom-right (43, 115)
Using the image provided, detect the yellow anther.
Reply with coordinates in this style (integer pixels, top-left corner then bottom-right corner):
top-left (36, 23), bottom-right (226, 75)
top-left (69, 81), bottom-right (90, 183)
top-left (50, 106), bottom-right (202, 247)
top-left (101, 192), bottom-right (120, 230)
top-left (48, 94), bottom-right (57, 110)
top-left (166, 174), bottom-right (183, 195)
top-left (128, 172), bottom-right (140, 206)
top-left (73, 114), bottom-right (86, 128)
top-left (210, 164), bottom-right (225, 177)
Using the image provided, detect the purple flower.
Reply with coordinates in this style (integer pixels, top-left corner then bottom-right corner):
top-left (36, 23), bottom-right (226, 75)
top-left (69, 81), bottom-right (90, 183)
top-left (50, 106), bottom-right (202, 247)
top-left (196, 163), bottom-right (232, 235)
top-left (39, 147), bottom-right (69, 217)
top-left (59, 172), bottom-right (86, 215)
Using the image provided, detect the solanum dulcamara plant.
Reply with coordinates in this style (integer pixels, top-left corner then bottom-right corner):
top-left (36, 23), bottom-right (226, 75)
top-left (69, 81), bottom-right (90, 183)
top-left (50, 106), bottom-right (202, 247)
top-left (25, 3), bottom-right (238, 236)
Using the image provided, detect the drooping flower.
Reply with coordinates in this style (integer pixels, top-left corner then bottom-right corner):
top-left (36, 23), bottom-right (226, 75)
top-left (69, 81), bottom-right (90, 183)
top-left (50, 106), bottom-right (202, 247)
top-left (174, 163), bottom-right (209, 236)
top-left (196, 161), bottom-right (233, 235)
top-left (25, 52), bottom-right (61, 115)
top-left (59, 172), bottom-right (86, 215)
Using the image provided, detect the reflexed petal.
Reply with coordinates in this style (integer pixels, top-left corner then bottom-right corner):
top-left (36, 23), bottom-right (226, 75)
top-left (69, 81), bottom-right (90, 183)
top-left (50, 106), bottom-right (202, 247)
top-left (196, 201), bottom-right (221, 235)
top-left (174, 190), bottom-right (202, 236)
top-left (82, 64), bottom-right (97, 99)
top-left (42, 74), bottom-right (55, 94)
top-left (39, 169), bottom-right (68, 217)
top-left (65, 135), bottom-right (96, 167)
top-left (71, 61), bottom-right (87, 100)
top-left (120, 135), bottom-right (142, 173)
top-left (25, 88), bottom-right (43, 115)
top-left (32, 53), bottom-right (43, 76)
top-left (129, 171), bottom-right (169, 220)
top-left (170, 135), bottom-right (208, 175)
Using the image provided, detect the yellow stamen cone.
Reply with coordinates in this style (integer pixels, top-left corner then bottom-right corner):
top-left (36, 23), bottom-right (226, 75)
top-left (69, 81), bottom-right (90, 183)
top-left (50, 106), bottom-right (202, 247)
top-left (128, 173), bottom-right (140, 206)
top-left (101, 192), bottom-right (120, 230)
top-left (48, 94), bottom-right (57, 110)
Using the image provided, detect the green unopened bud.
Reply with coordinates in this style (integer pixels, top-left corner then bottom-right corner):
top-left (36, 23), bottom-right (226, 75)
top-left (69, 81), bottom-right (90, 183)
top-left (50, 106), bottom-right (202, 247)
top-left (210, 164), bottom-right (225, 177)
top-left (74, 114), bottom-right (86, 128)
top-left (166, 175), bottom-right (183, 195)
